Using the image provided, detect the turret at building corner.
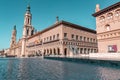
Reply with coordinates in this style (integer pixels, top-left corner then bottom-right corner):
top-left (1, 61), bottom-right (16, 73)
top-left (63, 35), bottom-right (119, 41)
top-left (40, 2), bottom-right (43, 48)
top-left (93, 2), bottom-right (120, 53)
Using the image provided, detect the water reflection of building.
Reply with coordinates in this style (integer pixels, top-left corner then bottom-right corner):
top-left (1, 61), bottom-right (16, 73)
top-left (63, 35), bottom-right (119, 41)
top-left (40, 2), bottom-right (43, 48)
top-left (93, 2), bottom-right (120, 53)
top-left (8, 5), bottom-right (97, 57)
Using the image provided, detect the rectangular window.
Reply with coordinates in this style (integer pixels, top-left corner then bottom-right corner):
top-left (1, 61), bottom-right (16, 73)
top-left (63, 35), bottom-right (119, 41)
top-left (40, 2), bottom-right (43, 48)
top-left (41, 39), bottom-right (43, 44)
top-left (64, 33), bottom-right (67, 38)
top-left (76, 35), bottom-right (78, 40)
top-left (87, 38), bottom-right (89, 42)
top-left (44, 38), bottom-right (46, 42)
top-left (53, 35), bottom-right (55, 40)
top-left (80, 36), bottom-right (82, 41)
top-left (84, 37), bottom-right (86, 41)
top-left (72, 34), bottom-right (74, 39)
top-left (57, 34), bottom-right (59, 39)
top-left (90, 38), bottom-right (92, 42)
top-left (93, 39), bottom-right (95, 42)
top-left (50, 36), bottom-right (52, 41)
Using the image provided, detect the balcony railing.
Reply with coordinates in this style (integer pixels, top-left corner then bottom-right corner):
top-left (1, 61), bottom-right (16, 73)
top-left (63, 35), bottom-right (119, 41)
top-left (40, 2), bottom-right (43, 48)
top-left (43, 39), bottom-right (59, 44)
top-left (27, 39), bottom-right (60, 48)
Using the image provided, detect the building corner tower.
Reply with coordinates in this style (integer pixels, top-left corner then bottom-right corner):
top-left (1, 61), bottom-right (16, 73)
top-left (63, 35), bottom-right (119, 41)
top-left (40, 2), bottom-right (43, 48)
top-left (93, 2), bottom-right (120, 53)
top-left (10, 25), bottom-right (17, 48)
top-left (21, 5), bottom-right (34, 57)
top-left (10, 25), bottom-right (17, 55)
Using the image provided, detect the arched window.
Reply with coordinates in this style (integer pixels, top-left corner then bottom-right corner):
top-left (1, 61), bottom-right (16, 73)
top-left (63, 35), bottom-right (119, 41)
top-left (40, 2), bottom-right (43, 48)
top-left (50, 49), bottom-right (52, 55)
top-left (50, 36), bottom-right (52, 41)
top-left (53, 35), bottom-right (55, 40)
top-left (80, 36), bottom-right (82, 41)
top-left (64, 48), bottom-right (67, 56)
top-left (105, 24), bottom-right (111, 31)
top-left (54, 48), bottom-right (56, 55)
top-left (57, 34), bottom-right (59, 39)
top-left (99, 16), bottom-right (105, 22)
top-left (57, 48), bottom-right (60, 55)
top-left (115, 9), bottom-right (120, 16)
top-left (27, 29), bottom-right (29, 35)
top-left (107, 13), bottom-right (113, 19)
top-left (84, 37), bottom-right (86, 41)
top-left (28, 18), bottom-right (30, 24)
top-left (44, 49), bottom-right (46, 56)
top-left (31, 30), bottom-right (34, 36)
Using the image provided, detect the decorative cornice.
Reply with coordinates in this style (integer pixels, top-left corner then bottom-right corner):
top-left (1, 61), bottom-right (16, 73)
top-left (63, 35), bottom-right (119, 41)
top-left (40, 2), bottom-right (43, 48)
top-left (97, 29), bottom-right (120, 35)
top-left (28, 20), bottom-right (96, 39)
top-left (92, 2), bottom-right (120, 17)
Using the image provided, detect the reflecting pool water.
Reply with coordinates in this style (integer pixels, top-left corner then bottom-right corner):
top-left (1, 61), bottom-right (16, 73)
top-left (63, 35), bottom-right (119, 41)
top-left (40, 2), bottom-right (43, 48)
top-left (0, 58), bottom-right (120, 80)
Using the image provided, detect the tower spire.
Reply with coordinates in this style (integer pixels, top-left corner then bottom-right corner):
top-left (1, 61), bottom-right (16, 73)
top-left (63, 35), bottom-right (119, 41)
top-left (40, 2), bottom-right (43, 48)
top-left (24, 4), bottom-right (32, 26)
top-left (26, 4), bottom-right (31, 14)
top-left (14, 25), bottom-right (16, 30)
top-left (21, 4), bottom-right (34, 57)
top-left (10, 25), bottom-right (17, 47)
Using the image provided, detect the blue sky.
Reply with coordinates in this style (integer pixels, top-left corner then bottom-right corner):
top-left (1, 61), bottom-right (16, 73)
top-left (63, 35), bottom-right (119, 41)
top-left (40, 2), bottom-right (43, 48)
top-left (0, 0), bottom-right (120, 50)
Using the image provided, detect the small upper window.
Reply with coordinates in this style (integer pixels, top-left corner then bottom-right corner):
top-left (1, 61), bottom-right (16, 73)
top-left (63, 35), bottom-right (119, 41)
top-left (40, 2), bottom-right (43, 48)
top-left (99, 16), bottom-right (105, 22)
top-left (50, 36), bottom-right (52, 41)
top-left (84, 37), bottom-right (86, 41)
top-left (90, 38), bottom-right (92, 42)
top-left (53, 35), bottom-right (55, 40)
top-left (80, 36), bottom-right (82, 41)
top-left (115, 9), bottom-right (120, 16)
top-left (93, 39), bottom-right (95, 42)
top-left (107, 13), bottom-right (113, 19)
top-left (76, 35), bottom-right (78, 40)
top-left (44, 38), bottom-right (46, 42)
top-left (57, 34), bottom-right (59, 39)
top-left (64, 33), bottom-right (67, 38)
top-left (71, 34), bottom-right (74, 39)
top-left (87, 38), bottom-right (89, 42)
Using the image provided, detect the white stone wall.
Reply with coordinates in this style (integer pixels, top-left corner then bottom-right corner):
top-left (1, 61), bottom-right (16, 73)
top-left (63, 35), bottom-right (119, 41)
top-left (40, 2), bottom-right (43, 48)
top-left (89, 53), bottom-right (120, 61)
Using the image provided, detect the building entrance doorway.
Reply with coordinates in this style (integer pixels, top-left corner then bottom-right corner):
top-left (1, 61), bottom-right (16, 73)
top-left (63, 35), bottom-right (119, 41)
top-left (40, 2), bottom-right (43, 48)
top-left (64, 48), bottom-right (67, 56)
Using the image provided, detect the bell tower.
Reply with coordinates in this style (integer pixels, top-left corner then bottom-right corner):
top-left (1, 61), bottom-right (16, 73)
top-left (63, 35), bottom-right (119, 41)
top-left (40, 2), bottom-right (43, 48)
top-left (10, 25), bottom-right (17, 47)
top-left (23, 5), bottom-right (34, 38)
top-left (24, 5), bottom-right (32, 26)
top-left (21, 5), bottom-right (34, 57)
